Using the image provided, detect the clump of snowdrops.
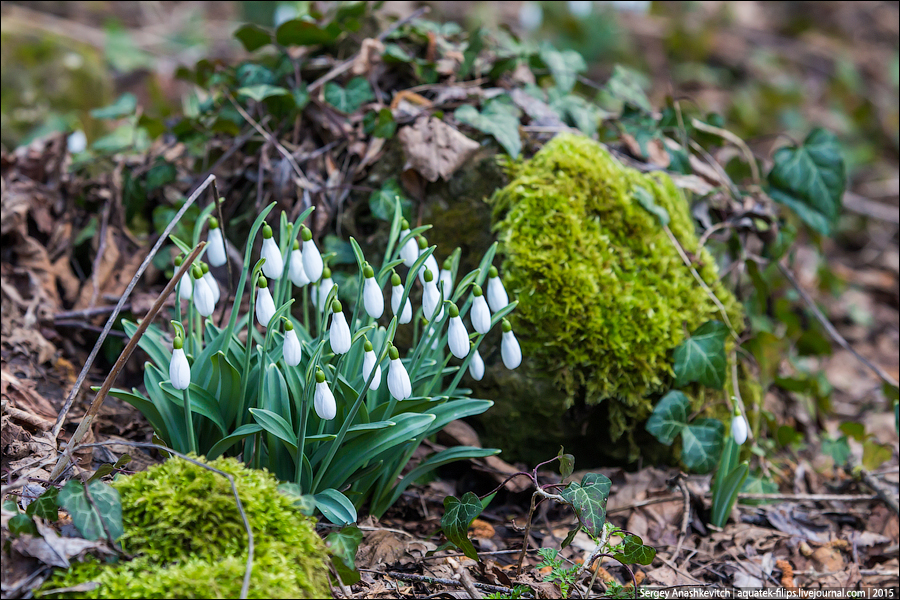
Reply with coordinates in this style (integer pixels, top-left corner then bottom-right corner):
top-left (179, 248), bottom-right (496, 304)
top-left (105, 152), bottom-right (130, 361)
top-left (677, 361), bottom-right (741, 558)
top-left (114, 200), bottom-right (521, 522)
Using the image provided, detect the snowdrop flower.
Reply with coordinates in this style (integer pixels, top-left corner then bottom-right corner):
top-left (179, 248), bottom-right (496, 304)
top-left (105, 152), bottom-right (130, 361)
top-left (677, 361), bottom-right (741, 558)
top-left (519, 2), bottom-right (542, 31)
top-left (361, 338), bottom-right (382, 390)
top-left (439, 257), bottom-right (454, 299)
top-left (311, 267), bottom-right (334, 311)
top-left (422, 268), bottom-right (443, 322)
top-left (731, 411), bottom-right (748, 445)
top-left (387, 344), bottom-right (411, 400)
top-left (390, 271), bottom-right (412, 324)
top-left (313, 369), bottom-right (336, 420)
top-left (470, 284), bottom-right (491, 334)
top-left (447, 303), bottom-right (470, 360)
top-left (398, 219), bottom-right (418, 267)
top-left (206, 216), bottom-right (227, 267)
top-left (362, 263), bottom-right (384, 318)
top-left (500, 319), bottom-right (522, 369)
top-left (201, 262), bottom-right (220, 305)
top-left (301, 226), bottom-right (324, 282)
top-left (260, 224), bottom-right (284, 280)
top-left (282, 319), bottom-right (302, 367)
top-left (486, 266), bottom-right (509, 312)
top-left (329, 300), bottom-right (351, 355)
top-left (289, 240), bottom-right (310, 287)
top-left (468, 345), bottom-right (484, 381)
top-left (169, 336), bottom-right (190, 390)
top-left (255, 276), bottom-right (276, 328)
top-left (417, 236), bottom-right (440, 286)
top-left (192, 265), bottom-right (215, 317)
top-left (174, 255), bottom-right (192, 301)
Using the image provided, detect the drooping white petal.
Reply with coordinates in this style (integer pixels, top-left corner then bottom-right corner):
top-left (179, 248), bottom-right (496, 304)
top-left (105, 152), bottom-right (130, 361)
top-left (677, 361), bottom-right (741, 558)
top-left (468, 349), bottom-right (484, 381)
top-left (362, 350), bottom-right (382, 390)
top-left (256, 286), bottom-right (276, 328)
top-left (169, 348), bottom-right (191, 390)
top-left (283, 329), bottom-right (302, 367)
top-left (203, 272), bottom-right (221, 304)
top-left (487, 276), bottom-right (509, 312)
top-left (399, 229), bottom-right (418, 267)
top-left (314, 381), bottom-right (337, 420)
top-left (731, 414), bottom-right (748, 445)
top-left (388, 358), bottom-right (412, 400)
top-left (207, 228), bottom-right (227, 267)
top-left (471, 295), bottom-right (491, 334)
top-left (193, 277), bottom-right (215, 317)
top-left (439, 269), bottom-right (453, 299)
top-left (312, 277), bottom-right (334, 311)
top-left (391, 285), bottom-right (412, 324)
top-left (261, 237), bottom-right (284, 280)
top-left (422, 279), bottom-right (443, 321)
top-left (302, 239), bottom-right (324, 282)
top-left (448, 316), bottom-right (470, 359)
top-left (501, 330), bottom-right (522, 369)
top-left (329, 311), bottom-right (351, 354)
top-left (289, 249), bottom-right (310, 287)
top-left (178, 272), bottom-right (193, 301)
top-left (418, 252), bottom-right (440, 286)
top-left (363, 277), bottom-right (384, 318)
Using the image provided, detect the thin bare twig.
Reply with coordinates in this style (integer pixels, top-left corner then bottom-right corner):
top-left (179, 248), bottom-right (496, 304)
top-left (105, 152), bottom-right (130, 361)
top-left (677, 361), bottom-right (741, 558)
top-left (859, 468), bottom-right (900, 515)
top-left (375, 571), bottom-right (514, 596)
top-left (690, 118), bottom-right (760, 183)
top-left (51, 174), bottom-right (216, 440)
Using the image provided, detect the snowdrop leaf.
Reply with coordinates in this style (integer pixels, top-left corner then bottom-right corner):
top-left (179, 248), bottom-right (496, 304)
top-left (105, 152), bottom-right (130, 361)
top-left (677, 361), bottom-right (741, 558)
top-left (314, 489), bottom-right (357, 526)
top-left (673, 320), bottom-right (729, 389)
top-left (249, 408), bottom-right (297, 452)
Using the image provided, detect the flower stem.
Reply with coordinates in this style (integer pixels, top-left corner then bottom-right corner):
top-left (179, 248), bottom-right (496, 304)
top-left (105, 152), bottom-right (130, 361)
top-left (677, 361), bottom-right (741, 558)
top-left (182, 388), bottom-right (197, 454)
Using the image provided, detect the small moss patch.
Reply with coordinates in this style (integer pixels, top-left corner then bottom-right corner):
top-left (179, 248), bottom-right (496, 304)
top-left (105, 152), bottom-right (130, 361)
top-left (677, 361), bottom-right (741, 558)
top-left (491, 133), bottom-right (744, 441)
top-left (39, 457), bottom-right (330, 599)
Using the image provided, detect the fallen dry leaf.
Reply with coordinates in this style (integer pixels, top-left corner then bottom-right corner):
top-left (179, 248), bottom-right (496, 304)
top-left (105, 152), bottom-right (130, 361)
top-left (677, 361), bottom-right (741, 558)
top-left (12, 519), bottom-right (113, 569)
top-left (398, 116), bottom-right (480, 183)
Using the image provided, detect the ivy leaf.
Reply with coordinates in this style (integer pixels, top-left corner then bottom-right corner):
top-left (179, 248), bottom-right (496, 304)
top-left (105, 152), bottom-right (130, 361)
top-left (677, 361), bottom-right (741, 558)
top-left (90, 94), bottom-right (137, 120)
top-left (25, 487), bottom-right (60, 521)
top-left (557, 446), bottom-right (575, 479)
top-left (293, 84), bottom-right (310, 110)
top-left (455, 102), bottom-right (521, 158)
top-left (821, 436), bottom-right (851, 465)
top-left (233, 23), bottom-right (272, 52)
top-left (324, 77), bottom-right (374, 113)
top-left (673, 320), bottom-right (729, 389)
top-left (680, 418), bottom-right (724, 474)
top-left (547, 89), bottom-right (603, 136)
top-left (560, 472), bottom-right (611, 539)
top-left (560, 526), bottom-right (580, 549)
top-left (326, 525), bottom-right (363, 585)
top-left (277, 483), bottom-right (317, 516)
top-left (645, 390), bottom-right (689, 446)
top-left (371, 108), bottom-right (397, 138)
top-left (768, 128), bottom-right (846, 236)
top-left (57, 480), bottom-right (124, 542)
top-left (9, 514), bottom-right (38, 536)
top-left (633, 185), bottom-right (671, 227)
top-left (441, 492), bottom-right (485, 560)
top-left (237, 85), bottom-right (289, 103)
top-left (369, 178), bottom-right (411, 222)
top-left (539, 43), bottom-right (586, 93)
top-left (604, 65), bottom-right (652, 113)
top-left (275, 18), bottom-right (341, 47)
top-left (613, 535), bottom-right (657, 566)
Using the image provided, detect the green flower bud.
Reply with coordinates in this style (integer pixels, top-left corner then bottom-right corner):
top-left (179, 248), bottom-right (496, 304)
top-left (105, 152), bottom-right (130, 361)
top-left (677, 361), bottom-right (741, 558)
top-left (301, 226), bottom-right (312, 242)
top-left (209, 216), bottom-right (219, 229)
top-left (417, 236), bottom-right (427, 250)
top-left (201, 262), bottom-right (210, 275)
top-left (363, 264), bottom-right (375, 278)
top-left (323, 267), bottom-right (332, 278)
top-left (442, 257), bottom-right (453, 270)
top-left (401, 218), bottom-right (410, 230)
top-left (391, 271), bottom-right (401, 286)
top-left (424, 268), bottom-right (434, 282)
top-left (258, 275), bottom-right (268, 289)
top-left (284, 319), bottom-right (294, 331)
top-left (364, 339), bottom-right (373, 352)
top-left (173, 336), bottom-right (183, 350)
top-left (174, 254), bottom-right (183, 267)
top-left (448, 303), bottom-right (459, 318)
top-left (192, 265), bottom-right (203, 280)
top-left (293, 239), bottom-right (300, 250)
top-left (388, 345), bottom-right (399, 360)
top-left (502, 318), bottom-right (512, 333)
top-left (262, 224), bottom-right (273, 239)
top-left (332, 300), bottom-right (342, 313)
top-left (473, 284), bottom-right (483, 297)
top-left (315, 369), bottom-right (326, 384)
top-left (489, 266), bottom-right (498, 278)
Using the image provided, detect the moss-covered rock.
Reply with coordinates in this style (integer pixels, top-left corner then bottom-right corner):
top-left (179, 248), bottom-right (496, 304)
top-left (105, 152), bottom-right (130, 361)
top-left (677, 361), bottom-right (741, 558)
top-left (39, 457), bottom-right (330, 599)
top-left (490, 133), bottom-right (744, 442)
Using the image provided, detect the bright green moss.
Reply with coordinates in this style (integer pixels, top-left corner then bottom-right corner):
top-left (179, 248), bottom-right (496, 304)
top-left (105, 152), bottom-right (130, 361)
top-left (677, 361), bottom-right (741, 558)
top-left (39, 457), bottom-right (330, 599)
top-left (491, 133), bottom-right (744, 440)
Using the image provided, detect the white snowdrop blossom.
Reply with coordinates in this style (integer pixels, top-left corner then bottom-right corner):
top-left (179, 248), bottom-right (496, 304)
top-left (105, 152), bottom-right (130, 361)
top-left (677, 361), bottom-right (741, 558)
top-left (255, 277), bottom-right (276, 328)
top-left (447, 304), bottom-right (470, 359)
top-left (169, 338), bottom-right (190, 390)
top-left (206, 217), bottom-right (227, 267)
top-left (301, 226), bottom-right (324, 282)
top-left (311, 268), bottom-right (334, 311)
top-left (313, 370), bottom-right (336, 420)
top-left (329, 301), bottom-right (351, 355)
top-left (470, 285), bottom-right (491, 334)
top-left (468, 346), bottom-right (484, 381)
top-left (260, 224), bottom-right (284, 280)
top-left (174, 255), bottom-right (192, 301)
top-left (417, 236), bottom-right (440, 286)
top-left (567, 0), bottom-right (593, 17)
top-left (289, 240), bottom-right (310, 287)
top-left (192, 266), bottom-right (215, 317)
top-left (361, 340), bottom-right (382, 390)
top-left (398, 220), bottom-right (418, 267)
top-left (439, 257), bottom-right (454, 299)
top-left (519, 2), bottom-right (543, 31)
top-left (500, 319), bottom-right (522, 369)
top-left (422, 269), bottom-right (443, 321)
top-left (201, 263), bottom-right (220, 304)
top-left (731, 412), bottom-right (748, 445)
top-left (387, 345), bottom-right (411, 400)
top-left (390, 272), bottom-right (412, 324)
top-left (486, 266), bottom-right (509, 312)
top-left (362, 264), bottom-right (384, 318)
top-left (282, 322), bottom-right (302, 367)
top-left (67, 130), bottom-right (87, 154)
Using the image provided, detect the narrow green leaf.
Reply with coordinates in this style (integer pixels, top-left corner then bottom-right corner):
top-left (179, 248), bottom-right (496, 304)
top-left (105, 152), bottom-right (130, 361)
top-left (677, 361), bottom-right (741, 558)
top-left (314, 488), bottom-right (358, 525)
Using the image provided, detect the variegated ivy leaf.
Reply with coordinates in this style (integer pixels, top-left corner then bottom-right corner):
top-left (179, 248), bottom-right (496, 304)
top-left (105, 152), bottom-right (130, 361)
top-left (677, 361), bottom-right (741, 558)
top-left (559, 472), bottom-right (611, 539)
top-left (57, 480), bottom-right (123, 542)
top-left (441, 492), bottom-right (485, 560)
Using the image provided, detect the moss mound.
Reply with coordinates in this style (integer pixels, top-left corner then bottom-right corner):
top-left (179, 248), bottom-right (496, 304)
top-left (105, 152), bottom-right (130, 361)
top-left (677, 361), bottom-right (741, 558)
top-left (39, 457), bottom-right (330, 599)
top-left (491, 133), bottom-right (743, 440)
